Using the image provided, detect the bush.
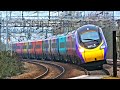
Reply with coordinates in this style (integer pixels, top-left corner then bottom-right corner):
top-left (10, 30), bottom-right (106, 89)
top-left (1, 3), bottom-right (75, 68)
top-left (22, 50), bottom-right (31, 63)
top-left (0, 51), bottom-right (24, 79)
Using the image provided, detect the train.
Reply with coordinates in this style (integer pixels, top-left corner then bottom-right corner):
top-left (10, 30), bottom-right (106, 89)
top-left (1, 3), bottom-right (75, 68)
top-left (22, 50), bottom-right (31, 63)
top-left (12, 24), bottom-right (107, 69)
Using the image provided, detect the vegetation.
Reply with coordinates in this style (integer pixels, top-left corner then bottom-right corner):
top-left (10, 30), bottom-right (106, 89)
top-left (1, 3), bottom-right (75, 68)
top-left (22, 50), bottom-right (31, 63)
top-left (0, 51), bottom-right (24, 79)
top-left (102, 76), bottom-right (120, 79)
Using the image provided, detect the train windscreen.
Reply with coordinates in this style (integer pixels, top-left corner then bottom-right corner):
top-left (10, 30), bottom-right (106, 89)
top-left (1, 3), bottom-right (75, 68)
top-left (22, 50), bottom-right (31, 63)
top-left (78, 29), bottom-right (102, 49)
top-left (80, 30), bottom-right (100, 43)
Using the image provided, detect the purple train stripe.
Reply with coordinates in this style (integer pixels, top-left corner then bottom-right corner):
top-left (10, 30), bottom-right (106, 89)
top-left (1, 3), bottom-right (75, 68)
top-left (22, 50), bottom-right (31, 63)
top-left (99, 28), bottom-right (107, 60)
top-left (104, 47), bottom-right (107, 59)
top-left (75, 31), bottom-right (85, 63)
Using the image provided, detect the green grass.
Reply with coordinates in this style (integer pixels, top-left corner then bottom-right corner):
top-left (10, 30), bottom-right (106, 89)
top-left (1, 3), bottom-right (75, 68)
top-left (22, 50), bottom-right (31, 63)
top-left (0, 51), bottom-right (25, 79)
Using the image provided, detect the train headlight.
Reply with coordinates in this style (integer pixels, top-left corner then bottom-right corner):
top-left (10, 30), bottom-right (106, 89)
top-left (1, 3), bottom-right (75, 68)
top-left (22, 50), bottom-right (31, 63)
top-left (79, 48), bottom-right (84, 52)
top-left (100, 44), bottom-right (105, 49)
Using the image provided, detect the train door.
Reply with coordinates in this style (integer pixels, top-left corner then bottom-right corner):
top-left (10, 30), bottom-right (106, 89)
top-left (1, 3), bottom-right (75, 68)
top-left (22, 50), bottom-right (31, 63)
top-left (47, 39), bottom-right (51, 60)
top-left (21, 43), bottom-right (23, 58)
top-left (12, 43), bottom-right (16, 52)
top-left (66, 34), bottom-right (77, 63)
top-left (58, 36), bottom-right (67, 62)
top-left (28, 42), bottom-right (32, 59)
top-left (35, 40), bottom-right (42, 59)
top-left (23, 42), bottom-right (28, 59)
top-left (66, 35), bottom-right (72, 62)
top-left (51, 38), bottom-right (55, 60)
top-left (51, 37), bottom-right (59, 61)
top-left (42, 39), bottom-right (48, 60)
top-left (19, 43), bottom-right (23, 57)
top-left (66, 35), bottom-right (73, 55)
top-left (32, 41), bottom-right (36, 59)
top-left (42, 40), bottom-right (45, 59)
top-left (16, 43), bottom-right (20, 55)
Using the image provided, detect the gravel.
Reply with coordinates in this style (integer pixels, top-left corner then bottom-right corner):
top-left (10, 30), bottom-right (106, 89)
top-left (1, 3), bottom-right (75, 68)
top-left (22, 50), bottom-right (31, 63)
top-left (10, 62), bottom-right (46, 79)
top-left (10, 61), bottom-right (86, 79)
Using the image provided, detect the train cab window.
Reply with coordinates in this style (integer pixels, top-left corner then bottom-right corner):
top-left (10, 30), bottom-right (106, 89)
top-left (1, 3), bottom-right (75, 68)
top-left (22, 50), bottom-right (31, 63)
top-left (60, 42), bottom-right (65, 48)
top-left (80, 30), bottom-right (101, 43)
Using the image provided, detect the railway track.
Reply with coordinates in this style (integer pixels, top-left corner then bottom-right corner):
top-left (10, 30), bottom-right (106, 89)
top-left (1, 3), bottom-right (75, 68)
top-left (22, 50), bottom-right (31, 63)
top-left (68, 65), bottom-right (110, 79)
top-left (40, 60), bottom-right (88, 79)
top-left (22, 59), bottom-right (88, 79)
top-left (24, 60), bottom-right (65, 79)
top-left (103, 60), bottom-right (120, 77)
top-left (26, 61), bottom-right (49, 79)
top-left (106, 60), bottom-right (120, 67)
top-left (87, 68), bottom-right (110, 75)
top-left (23, 59), bottom-right (111, 79)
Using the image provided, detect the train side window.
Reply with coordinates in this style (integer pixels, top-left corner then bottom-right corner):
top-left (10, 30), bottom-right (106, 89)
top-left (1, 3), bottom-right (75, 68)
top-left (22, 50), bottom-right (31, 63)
top-left (43, 43), bottom-right (45, 48)
top-left (17, 46), bottom-right (18, 49)
top-left (66, 42), bottom-right (68, 48)
top-left (46, 44), bottom-right (49, 48)
top-left (66, 41), bottom-right (70, 48)
top-left (52, 43), bottom-right (56, 48)
top-left (23, 46), bottom-right (27, 49)
top-left (16, 46), bottom-right (18, 49)
top-left (23, 46), bottom-right (24, 49)
top-left (72, 40), bottom-right (75, 48)
top-left (29, 45), bottom-right (33, 49)
top-left (60, 42), bottom-right (65, 48)
top-left (36, 45), bottom-right (41, 49)
top-left (17, 46), bottom-right (20, 49)
top-left (43, 43), bottom-right (46, 48)
top-left (25, 46), bottom-right (27, 49)
top-left (13, 45), bottom-right (16, 49)
top-left (43, 43), bottom-right (49, 48)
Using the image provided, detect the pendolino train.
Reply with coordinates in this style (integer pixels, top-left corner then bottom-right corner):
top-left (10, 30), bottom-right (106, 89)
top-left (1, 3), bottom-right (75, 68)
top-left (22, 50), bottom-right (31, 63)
top-left (12, 24), bottom-right (107, 68)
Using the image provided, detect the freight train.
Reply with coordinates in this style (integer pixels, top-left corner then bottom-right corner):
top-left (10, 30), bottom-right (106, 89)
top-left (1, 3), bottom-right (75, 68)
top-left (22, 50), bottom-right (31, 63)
top-left (12, 24), bottom-right (107, 69)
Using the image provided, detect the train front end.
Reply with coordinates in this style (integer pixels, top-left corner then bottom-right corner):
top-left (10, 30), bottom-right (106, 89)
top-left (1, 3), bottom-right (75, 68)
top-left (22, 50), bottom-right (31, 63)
top-left (75, 24), bottom-right (107, 68)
